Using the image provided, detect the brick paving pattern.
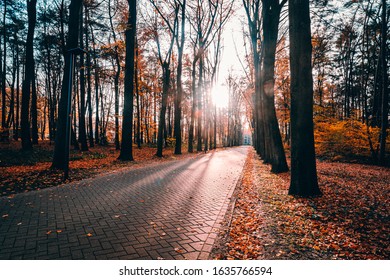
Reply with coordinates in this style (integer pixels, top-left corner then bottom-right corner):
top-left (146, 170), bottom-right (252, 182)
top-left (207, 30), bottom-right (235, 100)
top-left (0, 146), bottom-right (248, 260)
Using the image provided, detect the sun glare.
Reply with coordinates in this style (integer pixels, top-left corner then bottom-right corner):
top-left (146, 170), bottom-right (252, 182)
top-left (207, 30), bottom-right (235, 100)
top-left (211, 84), bottom-right (229, 108)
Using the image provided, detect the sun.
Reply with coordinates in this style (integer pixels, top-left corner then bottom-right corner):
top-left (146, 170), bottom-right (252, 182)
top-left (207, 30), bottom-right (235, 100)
top-left (211, 84), bottom-right (229, 108)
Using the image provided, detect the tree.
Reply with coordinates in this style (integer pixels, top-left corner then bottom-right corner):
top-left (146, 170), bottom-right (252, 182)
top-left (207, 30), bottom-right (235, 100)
top-left (288, 0), bottom-right (321, 197)
top-left (1, 0), bottom-right (8, 130)
top-left (85, 6), bottom-right (94, 148)
top-left (379, 0), bottom-right (388, 165)
top-left (51, 0), bottom-right (83, 169)
top-left (149, 0), bottom-right (179, 158)
top-left (78, 3), bottom-right (88, 151)
top-left (174, 0), bottom-right (186, 155)
top-left (187, 0), bottom-right (232, 152)
top-left (242, 0), bottom-right (263, 156)
top-left (261, 0), bottom-right (288, 173)
top-left (108, 0), bottom-right (122, 150)
top-left (21, 0), bottom-right (37, 151)
top-left (118, 0), bottom-right (137, 161)
top-left (242, 0), bottom-right (288, 172)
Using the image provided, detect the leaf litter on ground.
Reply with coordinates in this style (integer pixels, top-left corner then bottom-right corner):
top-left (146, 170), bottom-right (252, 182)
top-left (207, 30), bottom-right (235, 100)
top-left (212, 148), bottom-right (389, 260)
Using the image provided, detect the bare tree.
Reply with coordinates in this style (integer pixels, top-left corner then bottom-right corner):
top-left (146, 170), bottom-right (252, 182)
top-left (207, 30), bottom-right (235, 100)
top-left (149, 0), bottom-right (179, 157)
top-left (187, 0), bottom-right (233, 152)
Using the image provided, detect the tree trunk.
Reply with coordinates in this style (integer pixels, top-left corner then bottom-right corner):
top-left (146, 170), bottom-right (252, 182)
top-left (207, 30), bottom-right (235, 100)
top-left (156, 64), bottom-right (170, 157)
top-left (31, 65), bottom-right (38, 144)
top-left (288, 0), bottom-right (321, 197)
top-left (213, 105), bottom-right (217, 149)
top-left (7, 36), bottom-right (16, 130)
top-left (78, 4), bottom-right (88, 151)
top-left (0, 28), bottom-right (2, 129)
top-left (197, 53), bottom-right (204, 152)
top-left (135, 40), bottom-right (141, 149)
top-left (14, 44), bottom-right (20, 141)
top-left (109, 0), bottom-right (121, 150)
top-left (85, 8), bottom-right (94, 147)
top-left (379, 0), bottom-right (388, 165)
top-left (1, 0), bottom-right (7, 129)
top-left (174, 1), bottom-right (186, 155)
top-left (188, 57), bottom-right (198, 153)
top-left (21, 0), bottom-right (37, 150)
top-left (118, 0), bottom-right (136, 161)
top-left (52, 0), bottom-right (82, 169)
top-left (89, 23), bottom-right (100, 145)
top-left (262, 0), bottom-right (288, 173)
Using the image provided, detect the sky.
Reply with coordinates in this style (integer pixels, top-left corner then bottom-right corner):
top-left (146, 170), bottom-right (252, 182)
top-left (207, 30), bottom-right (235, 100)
top-left (218, 3), bottom-right (247, 84)
top-left (211, 3), bottom-right (246, 107)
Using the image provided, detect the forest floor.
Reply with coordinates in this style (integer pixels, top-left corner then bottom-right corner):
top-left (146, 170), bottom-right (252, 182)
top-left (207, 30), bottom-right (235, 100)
top-left (0, 141), bottom-right (201, 197)
top-left (1, 142), bottom-right (389, 260)
top-left (211, 148), bottom-right (390, 260)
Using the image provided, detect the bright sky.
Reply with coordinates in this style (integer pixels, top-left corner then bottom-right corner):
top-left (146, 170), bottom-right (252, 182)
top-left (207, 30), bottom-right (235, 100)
top-left (211, 84), bottom-right (230, 108)
top-left (211, 4), bottom-right (246, 108)
top-left (218, 4), bottom-right (246, 82)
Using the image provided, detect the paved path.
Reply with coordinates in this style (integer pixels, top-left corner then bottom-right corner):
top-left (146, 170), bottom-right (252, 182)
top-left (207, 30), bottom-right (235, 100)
top-left (0, 146), bottom-right (248, 260)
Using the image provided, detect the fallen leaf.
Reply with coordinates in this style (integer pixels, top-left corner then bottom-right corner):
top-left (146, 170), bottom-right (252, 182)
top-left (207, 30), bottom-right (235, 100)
top-left (174, 248), bottom-right (183, 253)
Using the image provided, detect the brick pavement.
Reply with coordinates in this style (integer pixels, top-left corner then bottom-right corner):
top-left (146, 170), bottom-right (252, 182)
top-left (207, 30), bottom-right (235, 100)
top-left (0, 146), bottom-right (249, 260)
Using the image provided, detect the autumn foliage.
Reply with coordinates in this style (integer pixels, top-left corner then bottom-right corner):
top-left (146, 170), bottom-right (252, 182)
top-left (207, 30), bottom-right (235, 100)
top-left (314, 114), bottom-right (389, 162)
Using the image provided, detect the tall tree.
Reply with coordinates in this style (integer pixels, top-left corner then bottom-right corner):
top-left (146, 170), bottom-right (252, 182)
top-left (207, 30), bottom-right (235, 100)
top-left (174, 0), bottom-right (186, 155)
top-left (187, 0), bottom-right (232, 152)
top-left (149, 0), bottom-right (179, 158)
top-left (135, 40), bottom-right (141, 148)
top-left (30, 59), bottom-right (38, 144)
top-left (243, 0), bottom-right (263, 156)
top-left (21, 0), bottom-right (37, 150)
top-left (78, 3), bottom-right (88, 151)
top-left (1, 0), bottom-right (7, 129)
top-left (379, 0), bottom-right (388, 165)
top-left (261, 0), bottom-right (288, 172)
top-left (108, 0), bottom-right (121, 150)
top-left (288, 0), bottom-right (321, 196)
top-left (85, 6), bottom-right (94, 147)
top-left (118, 0), bottom-right (137, 161)
top-left (84, 4), bottom-right (95, 147)
top-left (52, 0), bottom-right (83, 169)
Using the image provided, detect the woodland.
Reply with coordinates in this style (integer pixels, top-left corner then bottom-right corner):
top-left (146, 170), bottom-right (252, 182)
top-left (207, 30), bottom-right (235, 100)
top-left (0, 0), bottom-right (389, 260)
